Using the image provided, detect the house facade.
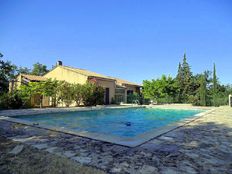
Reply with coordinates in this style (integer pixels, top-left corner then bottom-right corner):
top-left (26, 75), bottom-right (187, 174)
top-left (10, 61), bottom-right (141, 106)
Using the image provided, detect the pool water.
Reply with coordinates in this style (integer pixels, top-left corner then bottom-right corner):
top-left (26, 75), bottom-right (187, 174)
top-left (14, 108), bottom-right (201, 138)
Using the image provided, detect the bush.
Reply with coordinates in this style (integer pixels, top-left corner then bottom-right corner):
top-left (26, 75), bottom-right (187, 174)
top-left (127, 93), bottom-right (143, 104)
top-left (82, 83), bottom-right (104, 106)
top-left (212, 94), bottom-right (228, 107)
top-left (156, 96), bottom-right (175, 104)
top-left (72, 84), bottom-right (83, 106)
top-left (111, 97), bottom-right (116, 104)
top-left (58, 81), bottom-right (74, 107)
top-left (0, 93), bottom-right (9, 109)
top-left (94, 86), bottom-right (104, 105)
top-left (188, 95), bottom-right (200, 106)
top-left (0, 92), bottom-right (23, 109)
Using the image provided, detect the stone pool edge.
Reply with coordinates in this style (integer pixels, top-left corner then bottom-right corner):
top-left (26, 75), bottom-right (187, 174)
top-left (0, 106), bottom-right (215, 147)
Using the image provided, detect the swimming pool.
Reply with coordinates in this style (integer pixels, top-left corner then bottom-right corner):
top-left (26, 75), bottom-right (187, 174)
top-left (12, 107), bottom-right (203, 146)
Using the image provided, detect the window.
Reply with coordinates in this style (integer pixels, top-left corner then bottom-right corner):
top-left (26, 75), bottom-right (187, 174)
top-left (127, 90), bottom-right (133, 95)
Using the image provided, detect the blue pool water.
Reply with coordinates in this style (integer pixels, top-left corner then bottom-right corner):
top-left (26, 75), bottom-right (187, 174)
top-left (14, 108), bottom-right (201, 138)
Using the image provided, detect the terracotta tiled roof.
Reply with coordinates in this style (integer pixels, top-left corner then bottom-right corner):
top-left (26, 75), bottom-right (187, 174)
top-left (21, 74), bottom-right (46, 81)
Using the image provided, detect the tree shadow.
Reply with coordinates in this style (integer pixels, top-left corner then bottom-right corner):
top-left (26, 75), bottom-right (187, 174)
top-left (123, 121), bottom-right (232, 173)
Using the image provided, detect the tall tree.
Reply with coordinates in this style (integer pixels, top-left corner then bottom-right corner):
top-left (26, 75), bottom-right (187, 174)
top-left (199, 74), bottom-right (207, 106)
top-left (0, 53), bottom-right (17, 93)
top-left (17, 67), bottom-right (31, 75)
top-left (212, 63), bottom-right (218, 106)
top-left (181, 53), bottom-right (192, 102)
top-left (31, 62), bottom-right (49, 76)
top-left (176, 62), bottom-right (183, 102)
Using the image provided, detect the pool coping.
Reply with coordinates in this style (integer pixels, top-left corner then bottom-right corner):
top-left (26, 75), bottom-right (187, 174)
top-left (0, 106), bottom-right (215, 147)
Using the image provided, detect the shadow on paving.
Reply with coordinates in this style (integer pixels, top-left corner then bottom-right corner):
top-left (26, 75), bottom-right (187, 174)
top-left (0, 136), bottom-right (105, 174)
top-left (115, 122), bottom-right (232, 174)
top-left (0, 120), bottom-right (232, 174)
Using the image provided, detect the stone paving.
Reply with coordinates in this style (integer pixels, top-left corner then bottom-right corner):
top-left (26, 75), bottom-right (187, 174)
top-left (0, 106), bottom-right (232, 174)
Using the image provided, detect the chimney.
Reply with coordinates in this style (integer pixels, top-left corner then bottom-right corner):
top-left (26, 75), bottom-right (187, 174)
top-left (56, 60), bottom-right (62, 66)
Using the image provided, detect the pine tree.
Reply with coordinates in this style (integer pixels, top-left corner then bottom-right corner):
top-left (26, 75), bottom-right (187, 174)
top-left (213, 63), bottom-right (218, 106)
top-left (181, 53), bottom-right (192, 102)
top-left (199, 74), bottom-right (206, 106)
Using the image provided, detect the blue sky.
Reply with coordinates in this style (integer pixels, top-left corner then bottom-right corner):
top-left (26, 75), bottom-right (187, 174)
top-left (1, 0), bottom-right (232, 84)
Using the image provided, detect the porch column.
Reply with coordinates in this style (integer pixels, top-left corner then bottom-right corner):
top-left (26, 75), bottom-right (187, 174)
top-left (124, 90), bottom-right (127, 103)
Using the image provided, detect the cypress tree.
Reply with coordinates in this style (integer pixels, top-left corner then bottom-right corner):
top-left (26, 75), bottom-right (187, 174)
top-left (199, 74), bottom-right (206, 106)
top-left (213, 63), bottom-right (218, 106)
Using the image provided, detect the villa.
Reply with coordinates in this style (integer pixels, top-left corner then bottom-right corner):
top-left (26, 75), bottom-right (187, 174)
top-left (9, 61), bottom-right (141, 107)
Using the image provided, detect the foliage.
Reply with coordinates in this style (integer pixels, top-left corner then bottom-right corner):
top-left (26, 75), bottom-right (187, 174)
top-left (72, 83), bottom-right (83, 106)
top-left (81, 83), bottom-right (104, 106)
top-left (31, 62), bottom-right (49, 76)
top-left (81, 83), bottom-right (95, 106)
top-left (42, 79), bottom-right (60, 107)
top-left (212, 63), bottom-right (218, 106)
top-left (175, 53), bottom-right (193, 102)
top-left (199, 74), bottom-right (207, 106)
top-left (0, 92), bottom-right (23, 109)
top-left (57, 81), bottom-right (74, 107)
top-left (18, 82), bottom-right (42, 107)
top-left (111, 97), bottom-right (116, 104)
top-left (127, 92), bottom-right (142, 104)
top-left (143, 54), bottom-right (231, 107)
top-left (16, 79), bottom-right (105, 107)
top-left (93, 85), bottom-right (105, 105)
top-left (0, 53), bottom-right (17, 93)
top-left (17, 67), bottom-right (31, 74)
top-left (143, 75), bottom-right (178, 104)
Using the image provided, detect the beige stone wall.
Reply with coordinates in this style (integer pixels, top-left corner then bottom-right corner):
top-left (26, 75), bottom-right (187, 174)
top-left (44, 66), bottom-right (116, 104)
top-left (44, 66), bottom-right (88, 84)
top-left (95, 79), bottom-right (116, 103)
top-left (16, 75), bottom-right (23, 89)
top-left (126, 85), bottom-right (140, 93)
top-left (9, 75), bottom-right (22, 92)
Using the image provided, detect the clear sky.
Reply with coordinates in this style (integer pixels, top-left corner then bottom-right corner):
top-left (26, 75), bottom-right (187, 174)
top-left (1, 0), bottom-right (232, 84)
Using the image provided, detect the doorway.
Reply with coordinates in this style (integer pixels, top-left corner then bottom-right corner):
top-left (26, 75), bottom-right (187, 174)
top-left (105, 88), bottom-right (110, 105)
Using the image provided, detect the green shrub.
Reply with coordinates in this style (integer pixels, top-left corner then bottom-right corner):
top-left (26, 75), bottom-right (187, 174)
top-left (58, 81), bottom-right (74, 107)
top-left (0, 92), bottom-right (23, 109)
top-left (82, 83), bottom-right (104, 106)
top-left (0, 93), bottom-right (9, 109)
top-left (94, 86), bottom-right (104, 105)
top-left (72, 83), bottom-right (83, 106)
top-left (127, 93), bottom-right (143, 104)
top-left (156, 96), bottom-right (175, 104)
top-left (111, 97), bottom-right (116, 104)
top-left (212, 95), bottom-right (228, 107)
